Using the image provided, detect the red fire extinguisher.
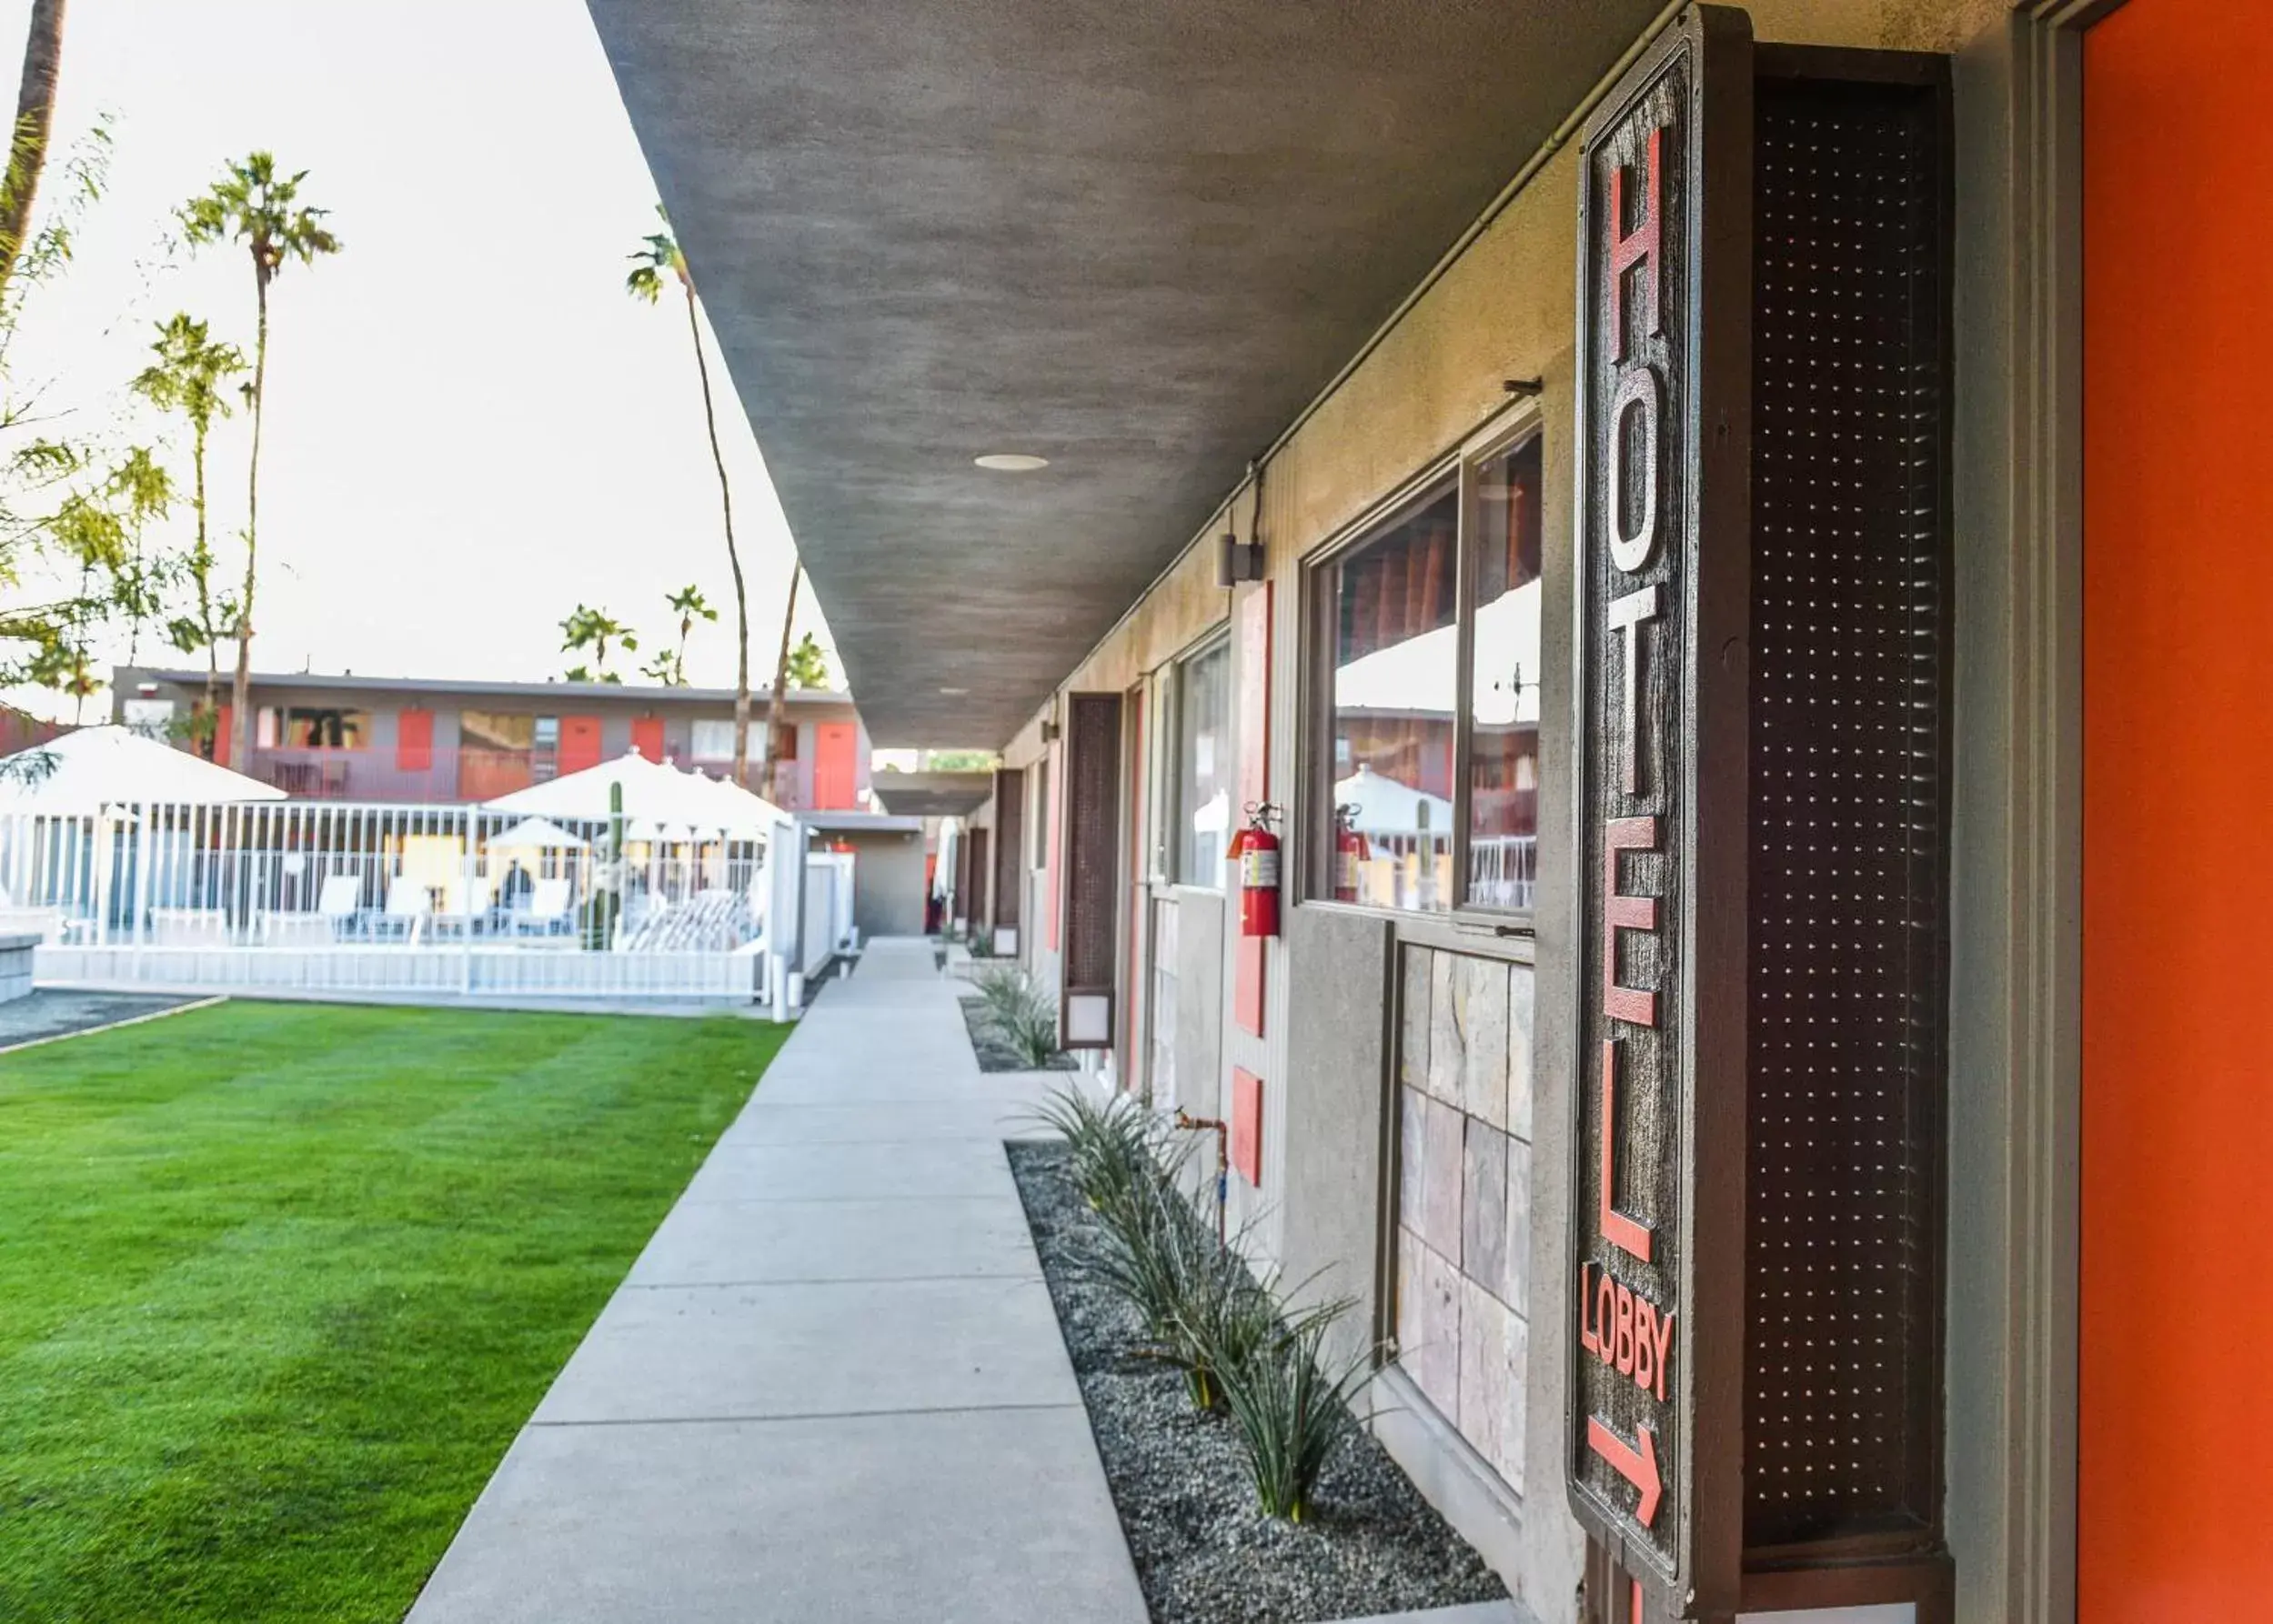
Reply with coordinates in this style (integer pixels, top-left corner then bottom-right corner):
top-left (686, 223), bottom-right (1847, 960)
top-left (1228, 803), bottom-right (1282, 938)
top-left (1333, 803), bottom-right (1371, 904)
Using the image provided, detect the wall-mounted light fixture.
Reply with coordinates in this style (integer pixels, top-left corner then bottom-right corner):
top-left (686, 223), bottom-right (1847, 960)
top-left (1214, 457), bottom-right (1267, 586)
top-left (1216, 529), bottom-right (1264, 586)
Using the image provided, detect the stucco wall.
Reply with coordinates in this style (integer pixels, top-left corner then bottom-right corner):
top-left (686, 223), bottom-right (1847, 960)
top-left (842, 827), bottom-right (927, 940)
top-left (994, 1), bottom-right (2009, 1611)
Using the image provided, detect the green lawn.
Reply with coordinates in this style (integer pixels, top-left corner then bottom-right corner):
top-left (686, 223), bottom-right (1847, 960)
top-left (0, 1000), bottom-right (785, 1623)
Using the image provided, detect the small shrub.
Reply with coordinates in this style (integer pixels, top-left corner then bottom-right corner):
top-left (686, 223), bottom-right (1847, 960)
top-left (1168, 1246), bottom-right (1282, 1411)
top-left (991, 994), bottom-right (1062, 1068)
top-left (972, 967), bottom-right (1062, 1067)
top-left (1216, 1297), bottom-right (1372, 1521)
top-left (971, 964), bottom-right (1035, 1024)
top-left (1028, 1084), bottom-right (1170, 1216)
top-left (1072, 1168), bottom-right (1223, 1327)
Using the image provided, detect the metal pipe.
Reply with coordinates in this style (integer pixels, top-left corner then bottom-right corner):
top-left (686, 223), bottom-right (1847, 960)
top-left (1176, 1111), bottom-right (1230, 1248)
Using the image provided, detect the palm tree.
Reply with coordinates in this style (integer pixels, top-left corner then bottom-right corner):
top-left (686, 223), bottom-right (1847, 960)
top-left (131, 314), bottom-right (246, 756)
top-left (627, 206), bottom-right (782, 788)
top-left (178, 152), bottom-right (340, 770)
top-left (0, 0), bottom-right (67, 304)
top-left (640, 582), bottom-right (715, 687)
top-left (561, 603), bottom-right (637, 684)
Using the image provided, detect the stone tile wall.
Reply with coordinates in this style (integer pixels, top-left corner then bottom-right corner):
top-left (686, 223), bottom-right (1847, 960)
top-left (1392, 943), bottom-right (1535, 1497)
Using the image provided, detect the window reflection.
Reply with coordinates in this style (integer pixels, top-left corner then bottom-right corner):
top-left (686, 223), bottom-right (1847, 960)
top-left (1328, 483), bottom-right (1459, 912)
top-left (1466, 436), bottom-right (1542, 908)
top-left (1177, 640), bottom-right (1230, 885)
top-left (259, 707), bottom-right (371, 750)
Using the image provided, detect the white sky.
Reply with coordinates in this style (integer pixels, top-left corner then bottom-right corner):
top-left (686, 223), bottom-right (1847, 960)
top-left (0, 0), bottom-right (828, 720)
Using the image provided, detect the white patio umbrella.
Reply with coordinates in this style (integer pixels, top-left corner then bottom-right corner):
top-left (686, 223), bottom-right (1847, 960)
top-left (684, 768), bottom-right (787, 836)
top-left (482, 749), bottom-right (724, 827)
top-left (1332, 764), bottom-right (1453, 837)
top-left (0, 725), bottom-right (285, 815)
top-left (485, 816), bottom-right (588, 851)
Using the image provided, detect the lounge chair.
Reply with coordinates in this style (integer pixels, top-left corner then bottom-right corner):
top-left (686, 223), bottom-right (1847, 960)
top-left (317, 874), bottom-right (363, 941)
top-left (0, 905), bottom-right (66, 943)
top-left (516, 877), bottom-right (574, 937)
top-left (149, 907), bottom-right (230, 947)
top-left (381, 877), bottom-right (432, 946)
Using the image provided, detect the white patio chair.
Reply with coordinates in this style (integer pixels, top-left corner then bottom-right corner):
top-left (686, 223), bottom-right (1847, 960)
top-left (383, 877), bottom-right (432, 947)
top-left (317, 873), bottom-right (364, 941)
top-left (264, 912), bottom-right (337, 947)
top-left (518, 877), bottom-right (574, 937)
top-left (149, 907), bottom-right (230, 947)
top-left (0, 905), bottom-right (65, 943)
top-left (440, 871), bottom-right (494, 939)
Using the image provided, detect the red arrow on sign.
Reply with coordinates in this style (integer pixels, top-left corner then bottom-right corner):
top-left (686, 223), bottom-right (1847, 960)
top-left (1586, 1416), bottom-right (1662, 1528)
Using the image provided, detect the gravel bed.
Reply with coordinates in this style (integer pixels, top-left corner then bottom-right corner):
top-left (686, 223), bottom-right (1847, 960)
top-left (959, 994), bottom-right (1078, 1072)
top-left (0, 989), bottom-right (205, 1050)
top-left (1008, 1139), bottom-right (1506, 1624)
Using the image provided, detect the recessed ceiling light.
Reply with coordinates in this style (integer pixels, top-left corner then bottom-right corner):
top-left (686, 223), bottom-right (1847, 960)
top-left (939, 686), bottom-right (970, 696)
top-left (974, 453), bottom-right (1049, 472)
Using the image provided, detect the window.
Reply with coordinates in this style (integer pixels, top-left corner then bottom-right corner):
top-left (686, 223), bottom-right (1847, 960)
top-left (1174, 638), bottom-right (1231, 886)
top-left (1031, 757), bottom-right (1050, 868)
top-left (462, 711), bottom-right (535, 752)
top-left (690, 718), bottom-right (738, 761)
top-left (1465, 436), bottom-right (1543, 908)
top-left (260, 707), bottom-right (369, 749)
top-left (1320, 482), bottom-right (1460, 912)
top-left (1311, 419), bottom-right (1544, 915)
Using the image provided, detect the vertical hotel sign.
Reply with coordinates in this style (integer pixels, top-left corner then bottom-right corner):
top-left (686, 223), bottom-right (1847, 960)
top-left (1566, 8), bottom-right (1748, 1619)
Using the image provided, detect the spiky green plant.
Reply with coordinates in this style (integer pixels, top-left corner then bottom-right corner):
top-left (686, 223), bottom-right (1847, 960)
top-left (1165, 1240), bottom-right (1282, 1411)
top-left (1026, 1082), bottom-right (1165, 1213)
top-left (991, 993), bottom-right (1062, 1068)
top-left (975, 967), bottom-right (1064, 1068)
top-left (972, 963), bottom-right (1035, 1024)
top-left (1216, 1297), bottom-right (1372, 1520)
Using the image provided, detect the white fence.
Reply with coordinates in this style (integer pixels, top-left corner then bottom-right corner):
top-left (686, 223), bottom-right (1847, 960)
top-left (34, 944), bottom-right (765, 1002)
top-left (802, 851), bottom-right (855, 977)
top-left (4, 797), bottom-right (860, 1005)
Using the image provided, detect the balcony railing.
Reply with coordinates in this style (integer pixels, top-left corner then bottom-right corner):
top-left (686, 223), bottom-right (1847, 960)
top-left (246, 747), bottom-right (558, 804)
top-left (236, 747), bottom-right (830, 810)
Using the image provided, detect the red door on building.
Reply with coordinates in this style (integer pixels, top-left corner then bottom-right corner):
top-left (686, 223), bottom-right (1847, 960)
top-left (2081, 2), bottom-right (2273, 1614)
top-left (558, 716), bottom-right (604, 775)
top-left (813, 721), bottom-right (858, 808)
top-left (630, 717), bottom-right (666, 763)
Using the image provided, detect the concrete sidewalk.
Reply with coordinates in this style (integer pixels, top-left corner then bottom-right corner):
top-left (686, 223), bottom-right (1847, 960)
top-left (406, 936), bottom-right (1147, 1624)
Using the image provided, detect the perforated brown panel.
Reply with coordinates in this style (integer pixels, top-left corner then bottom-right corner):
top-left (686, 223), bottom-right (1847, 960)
top-left (1061, 693), bottom-right (1122, 997)
top-left (1744, 63), bottom-right (1949, 1552)
top-left (993, 768), bottom-right (1023, 928)
top-left (968, 828), bottom-right (991, 930)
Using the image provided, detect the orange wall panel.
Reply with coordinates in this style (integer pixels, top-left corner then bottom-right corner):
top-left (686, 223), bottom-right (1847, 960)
top-left (814, 721), bottom-right (859, 809)
top-left (2082, 2), bottom-right (2273, 1615)
top-left (558, 716), bottom-right (604, 775)
top-left (396, 708), bottom-right (434, 773)
top-left (629, 716), bottom-right (666, 765)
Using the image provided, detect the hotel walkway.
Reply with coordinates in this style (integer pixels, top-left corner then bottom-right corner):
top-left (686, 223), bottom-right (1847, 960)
top-left (403, 936), bottom-right (1149, 1623)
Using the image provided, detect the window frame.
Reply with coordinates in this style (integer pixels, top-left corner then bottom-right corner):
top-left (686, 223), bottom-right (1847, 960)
top-left (1302, 398), bottom-right (1546, 924)
top-left (1167, 629), bottom-right (1232, 890)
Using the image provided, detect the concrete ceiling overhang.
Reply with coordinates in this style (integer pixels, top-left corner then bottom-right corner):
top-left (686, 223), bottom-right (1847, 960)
top-left (586, 0), bottom-right (1665, 745)
top-left (869, 771), bottom-right (996, 819)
